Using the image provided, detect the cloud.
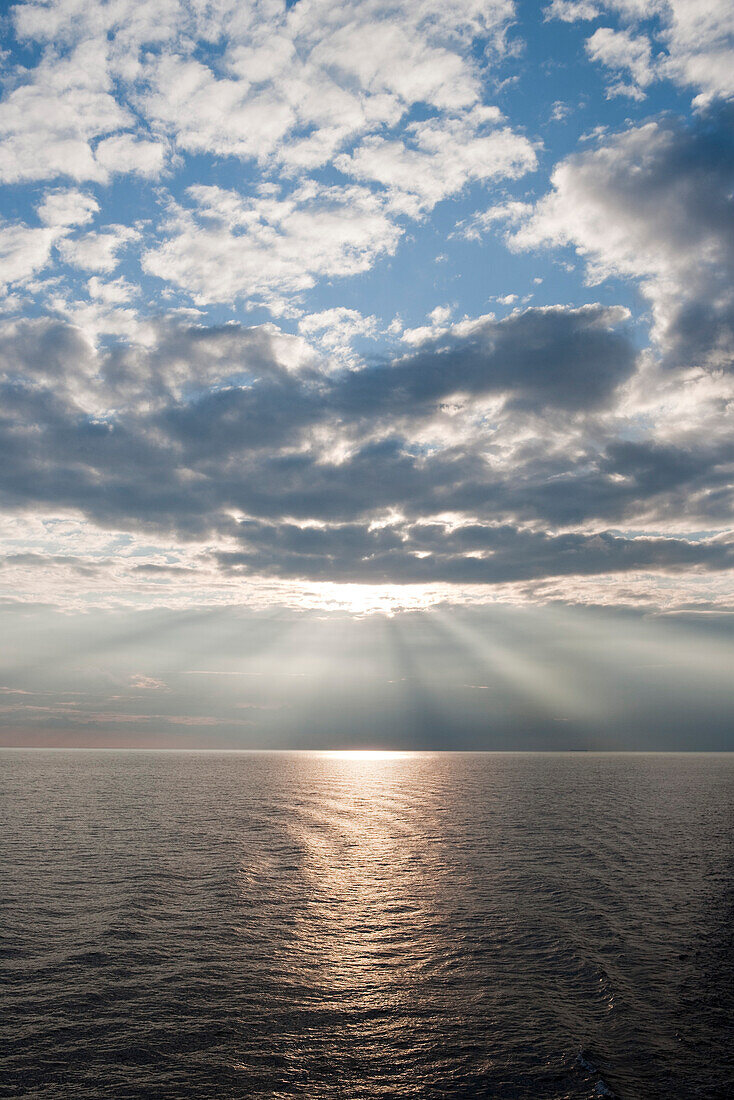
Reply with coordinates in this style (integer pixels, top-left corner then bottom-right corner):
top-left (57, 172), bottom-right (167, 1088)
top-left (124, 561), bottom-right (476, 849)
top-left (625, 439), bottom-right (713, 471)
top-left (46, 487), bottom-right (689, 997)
top-left (585, 27), bottom-right (655, 99)
top-left (335, 106), bottom-right (536, 216)
top-left (216, 521), bottom-right (734, 585)
top-left (297, 308), bottom-right (378, 362)
top-left (335, 304), bottom-right (635, 417)
top-left (37, 189), bottom-right (100, 228)
top-left (0, 222), bottom-right (61, 293)
top-left (544, 1), bottom-right (602, 20)
top-left (3, 0), bottom-right (517, 185)
top-left (129, 674), bottom-right (169, 691)
top-left (141, 109), bottom-right (535, 310)
top-left (547, 0), bottom-right (734, 107)
top-left (655, 0), bottom-right (734, 107)
top-left (0, 0), bottom-right (534, 318)
top-left (87, 276), bottom-right (139, 305)
top-left (0, 314), bottom-right (314, 416)
top-left (506, 109), bottom-right (734, 373)
top-left (137, 0), bottom-right (516, 168)
top-left (58, 224), bottom-right (140, 273)
top-left (94, 133), bottom-right (168, 178)
top-left (0, 210), bottom-right (139, 300)
top-left (0, 0), bottom-right (538, 330)
top-left (0, 39), bottom-right (131, 184)
top-left (143, 183), bottom-right (403, 308)
top-left (0, 0), bottom-right (731, 619)
top-left (0, 306), bottom-right (730, 599)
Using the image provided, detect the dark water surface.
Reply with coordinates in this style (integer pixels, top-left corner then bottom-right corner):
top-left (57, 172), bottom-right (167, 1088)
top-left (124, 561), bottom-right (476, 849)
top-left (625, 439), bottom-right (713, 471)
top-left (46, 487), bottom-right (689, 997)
top-left (1, 751), bottom-right (733, 1099)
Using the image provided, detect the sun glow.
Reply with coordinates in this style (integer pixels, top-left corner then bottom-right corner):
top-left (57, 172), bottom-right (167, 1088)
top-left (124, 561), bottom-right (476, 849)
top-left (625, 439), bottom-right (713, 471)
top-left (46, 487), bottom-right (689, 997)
top-left (319, 749), bottom-right (414, 761)
top-left (295, 583), bottom-right (444, 615)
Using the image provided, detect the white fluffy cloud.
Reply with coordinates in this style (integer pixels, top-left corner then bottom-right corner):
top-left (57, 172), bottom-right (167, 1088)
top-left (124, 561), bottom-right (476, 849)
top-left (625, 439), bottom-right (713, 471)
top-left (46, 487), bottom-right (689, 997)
top-left (129, 0), bottom-right (521, 186)
top-left (0, 222), bottom-right (59, 292)
top-left (0, 0), bottom-right (533, 317)
top-left (87, 276), bottom-right (139, 305)
top-left (37, 189), bottom-right (99, 228)
top-left (143, 183), bottom-right (403, 307)
top-left (586, 26), bottom-right (655, 99)
top-left (660, 0), bottom-right (734, 105)
top-left (94, 133), bottom-right (168, 178)
top-left (336, 107), bottom-right (536, 215)
top-left (3, 0), bottom-right (517, 182)
top-left (544, 1), bottom-right (604, 19)
top-left (0, 40), bottom-right (131, 184)
top-left (298, 308), bottom-right (378, 357)
top-left (58, 225), bottom-right (141, 273)
top-left (547, 0), bottom-right (734, 106)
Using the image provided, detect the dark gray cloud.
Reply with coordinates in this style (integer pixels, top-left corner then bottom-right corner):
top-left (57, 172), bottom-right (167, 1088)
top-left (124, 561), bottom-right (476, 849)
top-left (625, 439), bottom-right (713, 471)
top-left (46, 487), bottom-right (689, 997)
top-left (336, 304), bottom-right (635, 415)
top-left (217, 521), bottom-right (734, 584)
top-left (0, 303), bottom-right (730, 587)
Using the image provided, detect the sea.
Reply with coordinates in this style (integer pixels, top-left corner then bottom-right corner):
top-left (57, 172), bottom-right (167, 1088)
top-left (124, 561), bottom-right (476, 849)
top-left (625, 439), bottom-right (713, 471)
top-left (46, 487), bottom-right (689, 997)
top-left (1, 750), bottom-right (733, 1099)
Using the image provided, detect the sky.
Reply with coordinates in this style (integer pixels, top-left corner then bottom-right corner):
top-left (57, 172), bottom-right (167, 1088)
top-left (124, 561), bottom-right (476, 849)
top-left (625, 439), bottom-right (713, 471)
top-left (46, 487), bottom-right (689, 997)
top-left (0, 0), bottom-right (733, 749)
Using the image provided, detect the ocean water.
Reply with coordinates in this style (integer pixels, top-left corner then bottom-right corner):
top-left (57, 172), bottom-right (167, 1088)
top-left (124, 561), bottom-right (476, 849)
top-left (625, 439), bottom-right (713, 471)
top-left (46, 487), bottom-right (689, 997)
top-left (1, 751), bottom-right (733, 1100)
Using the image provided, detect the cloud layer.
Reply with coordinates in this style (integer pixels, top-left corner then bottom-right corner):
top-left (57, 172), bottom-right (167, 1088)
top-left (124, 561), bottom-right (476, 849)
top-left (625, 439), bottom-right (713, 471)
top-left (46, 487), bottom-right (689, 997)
top-left (0, 301), bottom-right (731, 599)
top-left (0, 0), bottom-right (732, 616)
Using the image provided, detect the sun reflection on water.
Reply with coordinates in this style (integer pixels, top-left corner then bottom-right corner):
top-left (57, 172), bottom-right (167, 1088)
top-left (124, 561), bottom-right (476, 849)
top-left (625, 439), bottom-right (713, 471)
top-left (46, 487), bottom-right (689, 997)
top-left (289, 752), bottom-right (440, 1021)
top-left (237, 749), bottom-right (445, 1030)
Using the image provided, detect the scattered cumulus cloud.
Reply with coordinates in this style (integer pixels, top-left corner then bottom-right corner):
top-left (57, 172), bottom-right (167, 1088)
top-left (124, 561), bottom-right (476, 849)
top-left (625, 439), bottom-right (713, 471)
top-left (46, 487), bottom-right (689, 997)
top-left (58, 225), bottom-right (141, 273)
top-left (546, 0), bottom-right (734, 107)
top-left (37, 189), bottom-right (100, 229)
top-left (143, 183), bottom-right (404, 308)
top-left (586, 26), bottom-right (656, 99)
top-left (335, 107), bottom-right (536, 217)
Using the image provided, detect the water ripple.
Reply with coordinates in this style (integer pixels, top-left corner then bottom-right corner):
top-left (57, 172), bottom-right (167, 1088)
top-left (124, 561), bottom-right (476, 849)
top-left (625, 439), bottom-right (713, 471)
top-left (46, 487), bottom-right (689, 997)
top-left (1, 750), bottom-right (733, 1099)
